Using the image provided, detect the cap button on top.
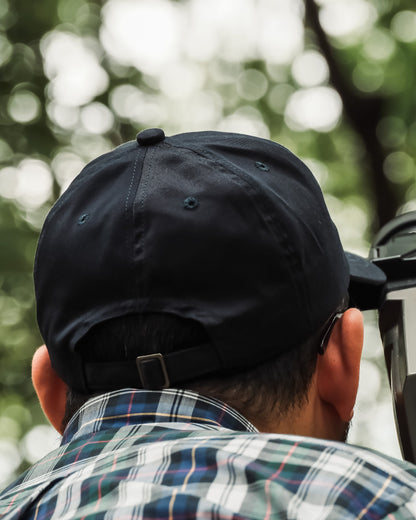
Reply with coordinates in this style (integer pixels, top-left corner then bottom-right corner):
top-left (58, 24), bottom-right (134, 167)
top-left (136, 128), bottom-right (165, 146)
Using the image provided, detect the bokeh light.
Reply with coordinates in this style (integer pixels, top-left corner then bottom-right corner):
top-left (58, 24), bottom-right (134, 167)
top-left (51, 151), bottom-right (86, 193)
top-left (383, 151), bottom-right (415, 184)
top-left (0, 139), bottom-right (13, 164)
top-left (267, 84), bottom-right (294, 114)
top-left (391, 10), bottom-right (416, 43)
top-left (285, 87), bottom-right (342, 132)
top-left (80, 102), bottom-right (115, 134)
top-left (0, 160), bottom-right (53, 209)
top-left (237, 69), bottom-right (269, 101)
top-left (303, 157), bottom-right (329, 186)
top-left (41, 32), bottom-right (109, 106)
top-left (291, 50), bottom-right (329, 87)
top-left (319, 0), bottom-right (377, 41)
top-left (47, 102), bottom-right (80, 130)
top-left (218, 106), bottom-right (270, 138)
top-left (377, 116), bottom-right (407, 148)
top-left (100, 0), bottom-right (182, 74)
top-left (7, 90), bottom-right (41, 124)
top-left (257, 8), bottom-right (304, 64)
top-left (20, 425), bottom-right (60, 464)
top-left (0, 441), bottom-right (21, 487)
top-left (158, 62), bottom-right (205, 100)
top-left (363, 28), bottom-right (396, 62)
top-left (0, 33), bottom-right (12, 67)
top-left (352, 61), bottom-right (384, 93)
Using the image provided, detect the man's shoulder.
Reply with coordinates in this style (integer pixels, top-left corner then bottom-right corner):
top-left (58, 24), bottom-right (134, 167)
top-left (205, 430), bottom-right (416, 490)
top-left (2, 427), bottom-right (416, 520)
top-left (214, 432), bottom-right (416, 518)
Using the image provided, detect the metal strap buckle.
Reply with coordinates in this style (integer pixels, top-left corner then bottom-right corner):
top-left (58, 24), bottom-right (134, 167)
top-left (136, 353), bottom-right (170, 389)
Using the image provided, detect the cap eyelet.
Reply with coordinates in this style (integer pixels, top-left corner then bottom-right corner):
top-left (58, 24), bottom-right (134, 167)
top-left (255, 161), bottom-right (269, 172)
top-left (77, 213), bottom-right (90, 225)
top-left (183, 196), bottom-right (199, 210)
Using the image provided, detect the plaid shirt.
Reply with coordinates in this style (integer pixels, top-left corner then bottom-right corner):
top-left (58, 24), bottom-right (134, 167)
top-left (1, 389), bottom-right (416, 519)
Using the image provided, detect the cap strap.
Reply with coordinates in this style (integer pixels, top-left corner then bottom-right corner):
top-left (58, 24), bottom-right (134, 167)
top-left (83, 342), bottom-right (222, 391)
top-left (136, 353), bottom-right (170, 389)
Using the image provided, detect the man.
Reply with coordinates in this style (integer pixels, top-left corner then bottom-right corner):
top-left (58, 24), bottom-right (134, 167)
top-left (1, 128), bottom-right (415, 519)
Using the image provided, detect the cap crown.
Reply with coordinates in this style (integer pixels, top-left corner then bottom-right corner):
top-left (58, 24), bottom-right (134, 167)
top-left (34, 131), bottom-right (349, 391)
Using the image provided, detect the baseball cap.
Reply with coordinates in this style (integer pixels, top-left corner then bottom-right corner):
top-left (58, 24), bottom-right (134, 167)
top-left (34, 128), bottom-right (386, 392)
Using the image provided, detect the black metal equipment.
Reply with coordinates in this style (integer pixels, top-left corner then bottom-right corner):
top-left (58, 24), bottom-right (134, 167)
top-left (370, 211), bottom-right (416, 463)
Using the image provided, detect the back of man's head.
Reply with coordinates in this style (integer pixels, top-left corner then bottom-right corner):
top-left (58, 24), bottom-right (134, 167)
top-left (33, 129), bottom-right (385, 429)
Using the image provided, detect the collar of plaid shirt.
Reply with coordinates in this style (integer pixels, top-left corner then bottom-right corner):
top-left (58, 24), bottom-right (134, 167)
top-left (2, 388), bottom-right (416, 520)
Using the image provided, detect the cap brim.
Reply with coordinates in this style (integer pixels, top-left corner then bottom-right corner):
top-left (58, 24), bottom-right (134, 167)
top-left (345, 251), bottom-right (387, 310)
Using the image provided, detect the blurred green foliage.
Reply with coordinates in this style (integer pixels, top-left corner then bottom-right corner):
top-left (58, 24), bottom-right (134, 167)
top-left (0, 0), bottom-right (415, 484)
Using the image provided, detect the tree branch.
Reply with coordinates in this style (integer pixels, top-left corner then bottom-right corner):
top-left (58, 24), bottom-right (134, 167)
top-left (304, 0), bottom-right (400, 230)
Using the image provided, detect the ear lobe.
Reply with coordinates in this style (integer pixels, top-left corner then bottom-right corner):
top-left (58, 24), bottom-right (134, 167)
top-left (317, 308), bottom-right (364, 422)
top-left (32, 345), bottom-right (68, 434)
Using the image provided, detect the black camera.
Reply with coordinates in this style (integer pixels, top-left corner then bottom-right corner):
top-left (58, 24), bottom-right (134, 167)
top-left (353, 211), bottom-right (416, 462)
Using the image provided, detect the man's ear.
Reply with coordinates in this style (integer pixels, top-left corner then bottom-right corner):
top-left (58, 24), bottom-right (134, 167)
top-left (32, 345), bottom-right (68, 434)
top-left (316, 308), bottom-right (364, 422)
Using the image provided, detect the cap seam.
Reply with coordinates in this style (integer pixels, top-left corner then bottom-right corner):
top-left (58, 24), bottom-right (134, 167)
top-left (135, 146), bottom-right (154, 303)
top-left (126, 147), bottom-right (147, 304)
top-left (137, 144), bottom-right (224, 364)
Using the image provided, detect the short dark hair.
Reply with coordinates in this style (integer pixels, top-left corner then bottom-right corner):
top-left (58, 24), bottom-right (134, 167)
top-left (62, 310), bottom-right (336, 431)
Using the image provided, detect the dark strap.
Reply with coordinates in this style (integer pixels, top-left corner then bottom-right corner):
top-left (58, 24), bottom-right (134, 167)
top-left (84, 343), bottom-right (223, 391)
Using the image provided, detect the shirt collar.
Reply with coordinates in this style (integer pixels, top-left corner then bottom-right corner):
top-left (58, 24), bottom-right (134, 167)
top-left (62, 388), bottom-right (258, 444)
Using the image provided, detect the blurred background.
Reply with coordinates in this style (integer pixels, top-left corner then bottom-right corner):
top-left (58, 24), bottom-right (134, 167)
top-left (1, 0), bottom-right (415, 486)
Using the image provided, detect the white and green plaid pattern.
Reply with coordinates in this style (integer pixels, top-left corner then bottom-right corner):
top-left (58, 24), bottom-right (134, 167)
top-left (1, 389), bottom-right (416, 519)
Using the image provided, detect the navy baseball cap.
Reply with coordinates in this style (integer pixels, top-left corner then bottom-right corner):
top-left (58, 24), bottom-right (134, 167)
top-left (34, 129), bottom-right (386, 392)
